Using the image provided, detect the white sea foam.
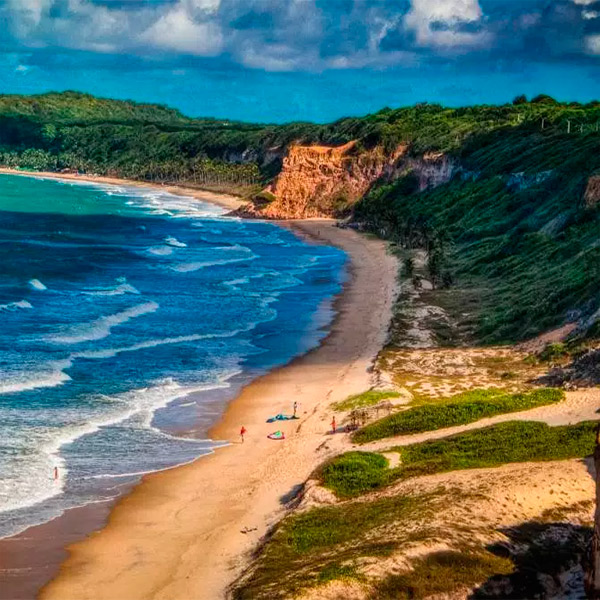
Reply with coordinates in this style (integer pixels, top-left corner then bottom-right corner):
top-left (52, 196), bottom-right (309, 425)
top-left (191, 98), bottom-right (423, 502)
top-left (0, 299), bottom-right (32, 311)
top-left (0, 377), bottom-right (235, 520)
top-left (164, 236), bottom-right (187, 248)
top-left (48, 301), bottom-right (159, 344)
top-left (28, 279), bottom-right (47, 291)
top-left (0, 360), bottom-right (72, 395)
top-left (127, 189), bottom-right (224, 220)
top-left (223, 276), bottom-right (250, 288)
top-left (2, 329), bottom-right (252, 399)
top-left (172, 245), bottom-right (257, 272)
top-left (83, 282), bottom-right (140, 296)
top-left (148, 245), bottom-right (174, 256)
top-left (73, 333), bottom-right (223, 360)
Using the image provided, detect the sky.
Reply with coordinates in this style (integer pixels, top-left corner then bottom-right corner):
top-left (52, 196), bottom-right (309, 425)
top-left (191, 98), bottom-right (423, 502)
top-left (1, 0), bottom-right (600, 123)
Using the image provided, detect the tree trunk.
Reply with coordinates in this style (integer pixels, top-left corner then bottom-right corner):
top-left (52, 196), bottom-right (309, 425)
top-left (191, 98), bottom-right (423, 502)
top-left (585, 425), bottom-right (600, 597)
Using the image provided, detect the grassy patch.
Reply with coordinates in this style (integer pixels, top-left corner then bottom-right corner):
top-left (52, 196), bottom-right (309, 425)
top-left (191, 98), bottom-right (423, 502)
top-left (317, 562), bottom-right (361, 583)
top-left (373, 551), bottom-right (513, 600)
top-left (322, 421), bottom-right (596, 498)
top-left (319, 452), bottom-right (391, 498)
top-left (233, 493), bottom-right (437, 599)
top-left (373, 550), bottom-right (513, 600)
top-left (332, 389), bottom-right (401, 411)
top-left (353, 387), bottom-right (564, 443)
top-left (398, 420), bottom-right (595, 477)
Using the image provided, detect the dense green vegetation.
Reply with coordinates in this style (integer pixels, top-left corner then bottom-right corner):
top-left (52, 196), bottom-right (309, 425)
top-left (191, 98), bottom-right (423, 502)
top-left (3, 91), bottom-right (600, 192)
top-left (319, 452), bottom-right (390, 498)
top-left (352, 388), bottom-right (564, 443)
top-left (355, 105), bottom-right (600, 344)
top-left (321, 421), bottom-right (596, 498)
top-left (332, 389), bottom-right (401, 411)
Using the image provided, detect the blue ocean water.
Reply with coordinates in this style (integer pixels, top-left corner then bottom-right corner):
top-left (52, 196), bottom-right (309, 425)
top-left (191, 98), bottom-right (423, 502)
top-left (0, 174), bottom-right (346, 537)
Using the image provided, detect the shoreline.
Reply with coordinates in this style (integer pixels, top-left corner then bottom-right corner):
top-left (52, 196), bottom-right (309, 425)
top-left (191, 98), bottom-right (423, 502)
top-left (0, 168), bottom-right (247, 212)
top-left (39, 227), bottom-right (397, 600)
top-left (0, 170), bottom-right (398, 600)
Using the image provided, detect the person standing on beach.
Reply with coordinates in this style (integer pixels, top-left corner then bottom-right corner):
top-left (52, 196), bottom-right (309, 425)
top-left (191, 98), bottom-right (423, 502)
top-left (53, 466), bottom-right (58, 480)
top-left (293, 401), bottom-right (298, 417)
top-left (240, 426), bottom-right (247, 443)
top-left (331, 417), bottom-right (336, 434)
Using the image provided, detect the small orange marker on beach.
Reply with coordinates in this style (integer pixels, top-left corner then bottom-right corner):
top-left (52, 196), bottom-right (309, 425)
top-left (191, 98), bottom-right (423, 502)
top-left (240, 426), bottom-right (247, 443)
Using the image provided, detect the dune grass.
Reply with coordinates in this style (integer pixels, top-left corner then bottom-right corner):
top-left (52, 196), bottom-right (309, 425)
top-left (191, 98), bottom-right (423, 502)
top-left (322, 421), bottom-right (596, 498)
top-left (373, 550), bottom-right (513, 600)
top-left (352, 387), bottom-right (564, 443)
top-left (319, 452), bottom-right (390, 498)
top-left (332, 389), bottom-right (401, 411)
top-left (233, 493), bottom-right (435, 599)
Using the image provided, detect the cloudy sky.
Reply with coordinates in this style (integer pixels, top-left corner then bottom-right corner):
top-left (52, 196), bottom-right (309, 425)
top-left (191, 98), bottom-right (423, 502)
top-left (1, 0), bottom-right (600, 122)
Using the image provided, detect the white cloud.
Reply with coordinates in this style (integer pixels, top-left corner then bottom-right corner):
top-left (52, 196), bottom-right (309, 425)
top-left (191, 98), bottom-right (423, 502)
top-left (6, 0), bottom-right (52, 36)
top-left (139, 5), bottom-right (223, 55)
top-left (404, 0), bottom-right (488, 48)
top-left (1, 0), bottom-right (597, 73)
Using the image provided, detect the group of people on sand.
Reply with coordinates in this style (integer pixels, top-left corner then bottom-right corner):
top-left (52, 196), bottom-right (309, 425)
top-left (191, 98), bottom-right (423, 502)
top-left (239, 402), bottom-right (340, 443)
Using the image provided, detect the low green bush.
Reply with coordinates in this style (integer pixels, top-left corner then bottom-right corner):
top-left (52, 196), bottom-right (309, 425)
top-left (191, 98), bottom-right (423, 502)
top-left (353, 388), bottom-right (564, 443)
top-left (319, 452), bottom-right (391, 498)
top-left (322, 421), bottom-right (596, 498)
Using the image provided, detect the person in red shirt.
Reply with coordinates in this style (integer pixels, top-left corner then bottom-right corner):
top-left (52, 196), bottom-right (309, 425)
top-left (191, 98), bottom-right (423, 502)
top-left (240, 426), bottom-right (247, 443)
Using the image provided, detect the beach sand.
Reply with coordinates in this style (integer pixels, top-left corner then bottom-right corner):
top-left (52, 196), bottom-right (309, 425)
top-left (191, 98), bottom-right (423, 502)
top-left (15, 189), bottom-right (397, 600)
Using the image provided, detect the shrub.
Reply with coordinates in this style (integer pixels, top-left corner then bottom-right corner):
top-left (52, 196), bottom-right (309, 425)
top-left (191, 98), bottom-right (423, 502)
top-left (319, 452), bottom-right (390, 498)
top-left (353, 388), bottom-right (564, 443)
top-left (321, 421), bottom-right (596, 498)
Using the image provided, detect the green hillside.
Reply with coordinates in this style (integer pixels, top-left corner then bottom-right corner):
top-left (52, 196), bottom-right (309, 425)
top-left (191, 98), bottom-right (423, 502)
top-left (0, 91), bottom-right (599, 344)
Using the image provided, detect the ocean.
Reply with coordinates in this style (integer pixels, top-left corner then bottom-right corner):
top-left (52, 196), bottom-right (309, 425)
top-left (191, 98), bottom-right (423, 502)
top-left (0, 174), bottom-right (346, 538)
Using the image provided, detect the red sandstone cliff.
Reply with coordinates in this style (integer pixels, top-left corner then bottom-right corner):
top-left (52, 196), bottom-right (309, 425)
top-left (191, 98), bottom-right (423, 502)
top-left (245, 141), bottom-right (456, 219)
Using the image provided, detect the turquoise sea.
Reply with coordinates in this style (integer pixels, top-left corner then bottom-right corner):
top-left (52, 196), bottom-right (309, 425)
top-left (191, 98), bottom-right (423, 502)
top-left (0, 174), bottom-right (346, 537)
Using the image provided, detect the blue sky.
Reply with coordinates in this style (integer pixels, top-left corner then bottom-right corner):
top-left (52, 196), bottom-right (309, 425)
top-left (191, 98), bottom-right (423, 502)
top-left (1, 0), bottom-right (600, 123)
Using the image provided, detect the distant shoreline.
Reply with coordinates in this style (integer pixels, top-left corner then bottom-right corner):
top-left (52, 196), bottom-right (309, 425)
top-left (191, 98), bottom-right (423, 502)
top-left (0, 168), bottom-right (247, 213)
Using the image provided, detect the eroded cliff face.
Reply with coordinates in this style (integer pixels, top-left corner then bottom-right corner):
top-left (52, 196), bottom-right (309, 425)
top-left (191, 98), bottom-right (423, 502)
top-left (584, 175), bottom-right (600, 208)
top-left (246, 141), bottom-right (456, 219)
top-left (408, 152), bottom-right (456, 192)
top-left (254, 142), bottom-right (405, 218)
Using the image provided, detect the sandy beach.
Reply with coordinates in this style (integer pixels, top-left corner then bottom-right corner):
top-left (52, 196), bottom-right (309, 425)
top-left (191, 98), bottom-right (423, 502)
top-left (0, 170), bottom-right (400, 600)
